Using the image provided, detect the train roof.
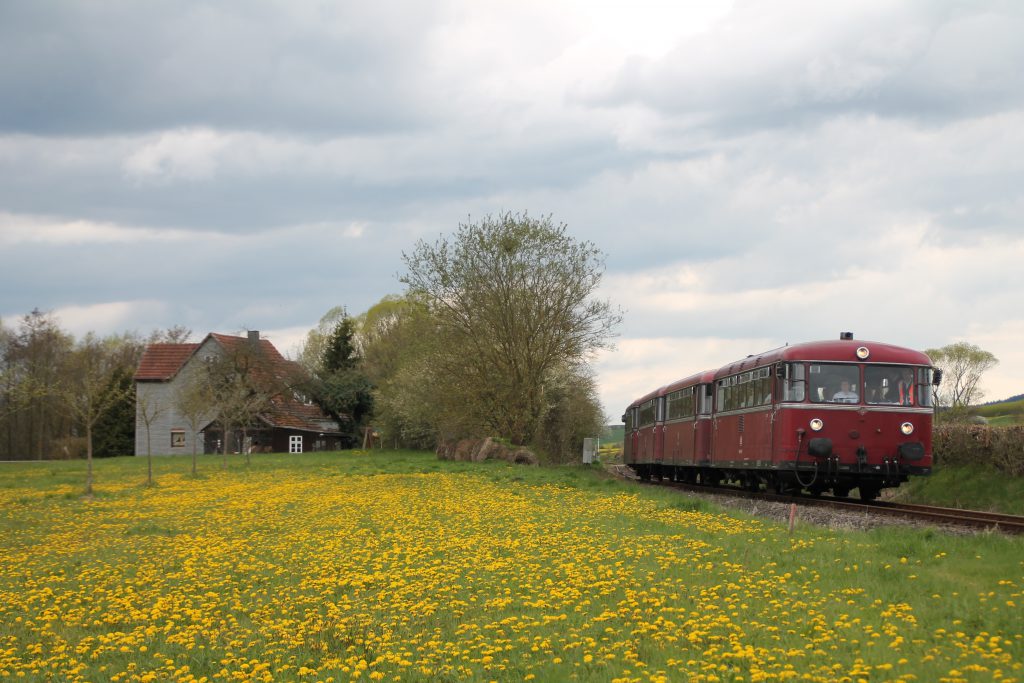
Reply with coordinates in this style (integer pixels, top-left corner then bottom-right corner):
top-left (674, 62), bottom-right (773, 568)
top-left (624, 335), bottom-right (932, 408)
top-left (661, 369), bottom-right (717, 395)
top-left (716, 337), bottom-right (932, 377)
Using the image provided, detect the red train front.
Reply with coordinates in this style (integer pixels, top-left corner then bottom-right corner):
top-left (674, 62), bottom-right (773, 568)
top-left (623, 333), bottom-right (936, 500)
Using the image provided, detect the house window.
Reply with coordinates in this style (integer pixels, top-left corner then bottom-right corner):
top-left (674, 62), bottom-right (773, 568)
top-left (171, 430), bottom-right (186, 448)
top-left (289, 435), bottom-right (303, 454)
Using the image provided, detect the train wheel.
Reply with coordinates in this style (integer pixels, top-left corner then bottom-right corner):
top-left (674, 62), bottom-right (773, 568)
top-left (744, 474), bottom-right (760, 492)
top-left (858, 485), bottom-right (880, 502)
top-left (832, 487), bottom-right (851, 498)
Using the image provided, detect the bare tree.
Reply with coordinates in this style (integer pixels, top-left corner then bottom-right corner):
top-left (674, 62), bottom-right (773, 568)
top-left (136, 386), bottom-right (165, 486)
top-left (146, 325), bottom-right (193, 345)
top-left (60, 334), bottom-right (135, 495)
top-left (198, 335), bottom-right (282, 466)
top-left (175, 375), bottom-right (211, 476)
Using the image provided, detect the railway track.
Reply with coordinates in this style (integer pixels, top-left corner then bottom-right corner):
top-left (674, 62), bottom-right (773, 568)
top-left (610, 465), bottom-right (1024, 535)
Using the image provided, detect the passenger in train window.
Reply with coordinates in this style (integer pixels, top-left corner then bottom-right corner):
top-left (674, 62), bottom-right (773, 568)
top-left (832, 380), bottom-right (859, 403)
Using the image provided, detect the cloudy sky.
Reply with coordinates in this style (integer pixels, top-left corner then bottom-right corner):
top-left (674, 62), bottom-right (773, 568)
top-left (2, 0), bottom-right (1023, 418)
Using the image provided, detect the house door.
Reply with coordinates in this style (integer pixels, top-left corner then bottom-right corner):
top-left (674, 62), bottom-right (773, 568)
top-left (289, 435), bottom-right (303, 453)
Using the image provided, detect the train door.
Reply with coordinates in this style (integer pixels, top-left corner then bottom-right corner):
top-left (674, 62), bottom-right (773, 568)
top-left (694, 384), bottom-right (713, 464)
top-left (749, 367), bottom-right (774, 463)
top-left (653, 397), bottom-right (666, 463)
top-left (622, 408), bottom-right (636, 463)
top-left (712, 376), bottom-right (741, 464)
top-left (771, 362), bottom-right (805, 464)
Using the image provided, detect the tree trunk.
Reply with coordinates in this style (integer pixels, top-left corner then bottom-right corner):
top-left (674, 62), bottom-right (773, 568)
top-left (242, 426), bottom-right (250, 466)
top-left (222, 422), bottom-right (229, 469)
top-left (85, 422), bottom-right (93, 496)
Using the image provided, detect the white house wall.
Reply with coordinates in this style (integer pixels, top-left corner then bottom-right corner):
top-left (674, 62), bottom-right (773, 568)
top-left (134, 337), bottom-right (221, 457)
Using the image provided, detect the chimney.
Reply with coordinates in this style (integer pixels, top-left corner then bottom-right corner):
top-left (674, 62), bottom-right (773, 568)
top-left (248, 330), bottom-right (260, 346)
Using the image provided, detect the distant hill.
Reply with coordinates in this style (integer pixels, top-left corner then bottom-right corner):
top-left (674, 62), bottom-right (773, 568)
top-left (973, 396), bottom-right (1024, 425)
top-left (980, 393), bottom-right (1024, 406)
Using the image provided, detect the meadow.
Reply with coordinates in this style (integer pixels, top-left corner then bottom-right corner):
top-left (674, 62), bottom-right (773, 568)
top-left (1, 452), bottom-right (1021, 682)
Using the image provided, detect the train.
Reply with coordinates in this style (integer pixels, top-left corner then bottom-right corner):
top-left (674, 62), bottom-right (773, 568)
top-left (622, 333), bottom-right (939, 501)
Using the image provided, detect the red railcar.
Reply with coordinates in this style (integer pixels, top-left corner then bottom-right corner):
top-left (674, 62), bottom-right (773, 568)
top-left (623, 334), bottom-right (936, 500)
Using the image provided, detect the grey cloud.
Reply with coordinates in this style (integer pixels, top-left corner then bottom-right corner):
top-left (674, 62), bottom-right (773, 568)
top-left (0, 223), bottom-right (408, 331)
top-left (597, 2), bottom-right (1024, 133)
top-left (0, 128), bottom-right (635, 234)
top-left (0, 1), bottom-right (446, 136)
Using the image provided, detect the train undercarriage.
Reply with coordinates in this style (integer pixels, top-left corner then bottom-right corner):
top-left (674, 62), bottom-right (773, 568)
top-left (629, 462), bottom-right (930, 502)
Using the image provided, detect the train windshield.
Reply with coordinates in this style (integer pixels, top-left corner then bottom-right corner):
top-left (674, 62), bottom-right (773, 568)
top-left (808, 363), bottom-right (860, 403)
top-left (865, 366), bottom-right (933, 407)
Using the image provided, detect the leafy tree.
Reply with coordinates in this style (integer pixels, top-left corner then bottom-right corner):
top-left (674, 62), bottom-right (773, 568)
top-left (356, 295), bottom-right (440, 449)
top-left (297, 307), bottom-right (347, 372)
top-left (93, 367), bottom-right (136, 457)
top-left (926, 342), bottom-right (999, 416)
top-left (6, 310), bottom-right (73, 459)
top-left (300, 312), bottom-right (374, 447)
top-left (399, 212), bottom-right (621, 448)
top-left (534, 363), bottom-right (605, 464)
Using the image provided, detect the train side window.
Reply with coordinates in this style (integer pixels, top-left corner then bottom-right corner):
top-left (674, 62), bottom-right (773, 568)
top-left (638, 400), bottom-right (656, 426)
top-left (667, 387), bottom-right (695, 420)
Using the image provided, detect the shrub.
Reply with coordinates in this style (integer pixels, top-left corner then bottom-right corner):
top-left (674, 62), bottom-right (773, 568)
top-left (933, 424), bottom-right (1024, 476)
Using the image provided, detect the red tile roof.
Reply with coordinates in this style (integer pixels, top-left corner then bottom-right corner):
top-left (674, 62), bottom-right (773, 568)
top-left (134, 343), bottom-right (200, 380)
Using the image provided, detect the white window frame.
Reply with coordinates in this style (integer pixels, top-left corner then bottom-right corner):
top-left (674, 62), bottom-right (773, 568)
top-left (289, 435), bottom-right (303, 454)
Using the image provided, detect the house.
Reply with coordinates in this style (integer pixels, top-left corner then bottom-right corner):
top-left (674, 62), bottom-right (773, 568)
top-left (133, 331), bottom-right (344, 456)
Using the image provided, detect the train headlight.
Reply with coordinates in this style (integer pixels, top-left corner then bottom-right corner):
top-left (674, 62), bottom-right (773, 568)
top-left (900, 422), bottom-right (914, 435)
top-left (810, 418), bottom-right (824, 432)
top-left (856, 346), bottom-right (870, 359)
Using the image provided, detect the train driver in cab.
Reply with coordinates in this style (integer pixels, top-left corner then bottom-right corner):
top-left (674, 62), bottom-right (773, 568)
top-left (832, 380), bottom-right (859, 403)
top-left (898, 368), bottom-right (915, 405)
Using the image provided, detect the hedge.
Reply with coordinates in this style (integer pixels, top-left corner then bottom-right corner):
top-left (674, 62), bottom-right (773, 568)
top-left (933, 424), bottom-right (1024, 476)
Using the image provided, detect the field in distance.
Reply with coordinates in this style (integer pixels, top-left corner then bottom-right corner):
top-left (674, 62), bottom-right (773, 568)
top-left (1, 451), bottom-right (1021, 682)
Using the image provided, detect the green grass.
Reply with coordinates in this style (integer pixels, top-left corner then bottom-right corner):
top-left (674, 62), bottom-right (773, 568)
top-left (987, 414), bottom-right (1024, 426)
top-left (0, 451), bottom-right (1022, 682)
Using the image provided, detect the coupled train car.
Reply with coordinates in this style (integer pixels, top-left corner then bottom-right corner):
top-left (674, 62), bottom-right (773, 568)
top-left (622, 333), bottom-right (938, 501)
